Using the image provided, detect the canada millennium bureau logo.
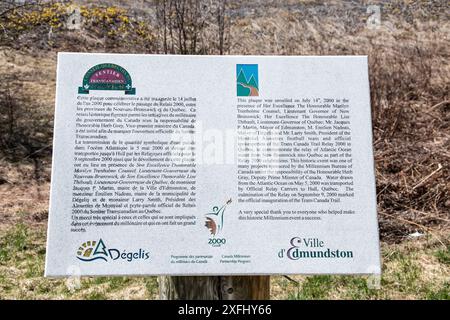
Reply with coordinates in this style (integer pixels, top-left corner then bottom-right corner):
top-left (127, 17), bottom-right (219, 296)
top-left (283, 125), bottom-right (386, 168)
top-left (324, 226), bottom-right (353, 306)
top-left (205, 198), bottom-right (232, 247)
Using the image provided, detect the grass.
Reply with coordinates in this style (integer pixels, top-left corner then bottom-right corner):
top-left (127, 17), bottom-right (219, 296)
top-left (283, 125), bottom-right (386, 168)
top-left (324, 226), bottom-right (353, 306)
top-left (435, 249), bottom-right (450, 265)
top-left (0, 222), bottom-right (448, 300)
top-left (0, 223), bottom-right (159, 299)
top-left (0, 223), bottom-right (28, 262)
top-left (275, 236), bottom-right (450, 300)
top-left (426, 283), bottom-right (449, 300)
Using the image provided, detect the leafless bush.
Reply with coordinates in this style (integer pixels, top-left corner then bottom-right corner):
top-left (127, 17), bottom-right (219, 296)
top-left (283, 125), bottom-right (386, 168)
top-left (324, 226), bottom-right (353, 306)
top-left (0, 78), bottom-right (53, 179)
top-left (155, 0), bottom-right (229, 54)
top-left (369, 45), bottom-right (432, 140)
top-left (368, 42), bottom-right (449, 242)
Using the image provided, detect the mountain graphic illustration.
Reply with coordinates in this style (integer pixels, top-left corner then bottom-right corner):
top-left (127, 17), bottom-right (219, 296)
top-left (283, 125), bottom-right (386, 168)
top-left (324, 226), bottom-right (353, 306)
top-left (237, 65), bottom-right (259, 96)
top-left (237, 69), bottom-right (247, 84)
top-left (247, 75), bottom-right (258, 88)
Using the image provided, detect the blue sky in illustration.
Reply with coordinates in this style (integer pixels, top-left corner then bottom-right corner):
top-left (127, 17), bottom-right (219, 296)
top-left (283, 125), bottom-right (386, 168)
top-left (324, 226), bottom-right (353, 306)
top-left (237, 64), bottom-right (258, 84)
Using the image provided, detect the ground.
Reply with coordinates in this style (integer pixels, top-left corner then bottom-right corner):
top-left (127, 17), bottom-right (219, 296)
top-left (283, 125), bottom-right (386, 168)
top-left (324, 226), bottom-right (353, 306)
top-left (0, 0), bottom-right (448, 299)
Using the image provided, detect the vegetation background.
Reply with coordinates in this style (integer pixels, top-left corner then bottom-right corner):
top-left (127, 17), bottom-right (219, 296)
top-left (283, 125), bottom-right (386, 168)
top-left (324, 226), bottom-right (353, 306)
top-left (0, 0), bottom-right (448, 299)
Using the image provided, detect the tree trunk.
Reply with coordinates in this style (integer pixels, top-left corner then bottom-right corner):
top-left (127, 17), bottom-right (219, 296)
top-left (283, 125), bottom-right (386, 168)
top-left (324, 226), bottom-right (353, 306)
top-left (158, 276), bottom-right (270, 300)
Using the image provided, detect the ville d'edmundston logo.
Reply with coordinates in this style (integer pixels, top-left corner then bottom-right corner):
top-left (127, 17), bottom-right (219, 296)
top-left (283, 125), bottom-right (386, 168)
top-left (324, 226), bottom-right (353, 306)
top-left (76, 239), bottom-right (149, 262)
top-left (78, 63), bottom-right (135, 95)
top-left (278, 237), bottom-right (354, 260)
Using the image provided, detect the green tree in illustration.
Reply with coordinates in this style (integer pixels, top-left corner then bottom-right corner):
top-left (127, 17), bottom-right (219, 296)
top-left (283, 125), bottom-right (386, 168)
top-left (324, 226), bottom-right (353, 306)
top-left (93, 239), bottom-right (108, 256)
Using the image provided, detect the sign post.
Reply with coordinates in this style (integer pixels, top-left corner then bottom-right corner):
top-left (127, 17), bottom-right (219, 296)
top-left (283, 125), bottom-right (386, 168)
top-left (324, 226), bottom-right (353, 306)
top-left (45, 54), bottom-right (381, 298)
top-left (158, 276), bottom-right (270, 299)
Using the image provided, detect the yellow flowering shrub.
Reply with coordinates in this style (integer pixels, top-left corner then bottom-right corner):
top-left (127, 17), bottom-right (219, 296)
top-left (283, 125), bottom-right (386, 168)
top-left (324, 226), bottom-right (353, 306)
top-left (5, 2), bottom-right (68, 30)
top-left (2, 2), bottom-right (155, 48)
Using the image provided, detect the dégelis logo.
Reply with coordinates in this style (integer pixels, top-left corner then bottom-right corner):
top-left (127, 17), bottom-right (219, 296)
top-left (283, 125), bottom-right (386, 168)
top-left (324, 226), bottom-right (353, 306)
top-left (278, 237), bottom-right (354, 260)
top-left (205, 198), bottom-right (232, 247)
top-left (237, 64), bottom-right (258, 96)
top-left (76, 239), bottom-right (150, 262)
top-left (78, 63), bottom-right (135, 95)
